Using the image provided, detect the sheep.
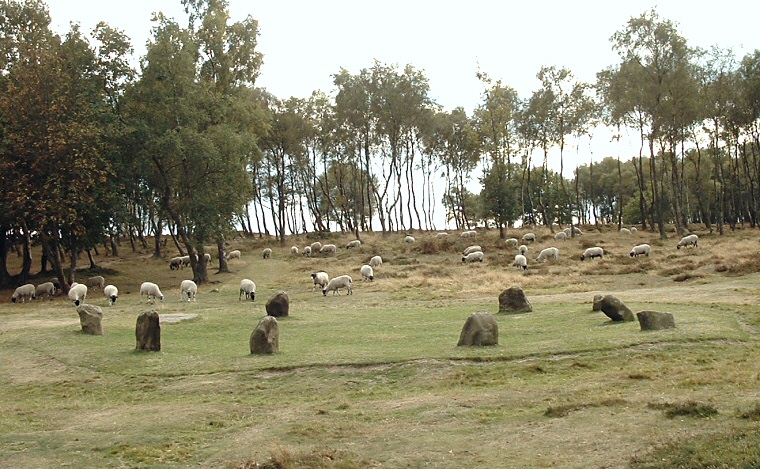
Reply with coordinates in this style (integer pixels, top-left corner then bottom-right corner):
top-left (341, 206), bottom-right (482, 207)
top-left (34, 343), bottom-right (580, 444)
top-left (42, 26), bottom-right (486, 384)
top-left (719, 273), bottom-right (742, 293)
top-left (11, 284), bottom-right (36, 303)
top-left (514, 254), bottom-right (528, 270)
top-left (227, 250), bottom-right (241, 260)
top-left (554, 231), bottom-right (567, 241)
top-left (505, 238), bottom-right (519, 247)
top-left (181, 255), bottom-right (191, 267)
top-left (346, 240), bottom-right (362, 249)
top-left (239, 279), bottom-right (256, 301)
top-left (34, 282), bottom-right (56, 300)
top-left (203, 252), bottom-right (211, 265)
top-left (564, 226), bottom-right (583, 236)
top-left (320, 244), bottom-right (337, 255)
top-left (85, 275), bottom-right (105, 290)
top-left (521, 233), bottom-right (536, 242)
top-left (262, 248), bottom-right (272, 259)
top-left (462, 251), bottom-right (484, 263)
top-left (68, 282), bottom-right (88, 306)
top-left (518, 244), bottom-right (528, 256)
top-left (369, 255), bottom-right (383, 268)
top-left (580, 246), bottom-right (604, 261)
top-left (310, 241), bottom-right (322, 253)
top-left (103, 284), bottom-right (118, 305)
top-left (435, 232), bottom-right (449, 239)
top-left (462, 245), bottom-right (482, 256)
top-left (322, 275), bottom-right (353, 296)
top-left (620, 228), bottom-right (632, 235)
top-left (630, 227), bottom-right (638, 234)
top-left (169, 256), bottom-right (183, 270)
top-left (460, 230), bottom-right (477, 238)
top-left (140, 282), bottom-right (164, 304)
top-left (311, 271), bottom-right (329, 292)
top-left (536, 247), bottom-right (560, 262)
top-left (677, 234), bottom-right (698, 249)
top-left (180, 279), bottom-right (198, 302)
top-left (404, 235), bottom-right (415, 243)
top-left (360, 264), bottom-right (374, 281)
top-left (303, 246), bottom-right (312, 257)
top-left (630, 244), bottom-right (651, 257)
top-left (291, 246), bottom-right (299, 255)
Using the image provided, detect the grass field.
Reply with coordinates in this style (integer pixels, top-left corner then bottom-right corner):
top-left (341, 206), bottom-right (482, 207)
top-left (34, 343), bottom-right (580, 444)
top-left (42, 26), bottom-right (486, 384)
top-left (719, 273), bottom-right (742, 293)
top-left (1, 226), bottom-right (759, 468)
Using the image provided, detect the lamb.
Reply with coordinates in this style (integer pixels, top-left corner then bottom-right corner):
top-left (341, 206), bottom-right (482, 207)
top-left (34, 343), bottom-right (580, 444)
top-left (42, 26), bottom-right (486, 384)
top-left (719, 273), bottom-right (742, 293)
top-left (620, 228), bottom-right (632, 235)
top-left (11, 284), bottom-right (36, 303)
top-left (180, 279), bottom-right (198, 302)
top-left (239, 279), bottom-right (256, 301)
top-left (169, 256), bottom-right (183, 270)
top-left (404, 235), bottom-right (415, 243)
top-left (677, 234), bottom-right (698, 249)
top-left (311, 271), bottom-right (329, 292)
top-left (369, 255), bottom-right (383, 268)
top-left (68, 282), bottom-right (88, 306)
top-left (291, 246), bottom-right (299, 255)
top-left (462, 251), bottom-right (484, 263)
top-left (435, 232), bottom-right (449, 239)
top-left (85, 275), bottom-right (105, 290)
top-left (521, 232), bottom-right (536, 242)
top-left (536, 247), bottom-right (560, 262)
top-left (580, 246), bottom-right (604, 261)
top-left (140, 282), bottom-right (164, 304)
top-left (630, 244), bottom-right (651, 257)
top-left (514, 254), bottom-right (528, 270)
top-left (346, 240), bottom-right (362, 249)
top-left (360, 264), bottom-right (374, 281)
top-left (462, 245), bottom-right (482, 256)
top-left (322, 275), bottom-right (353, 296)
top-left (518, 244), bottom-right (528, 256)
top-left (320, 244), bottom-right (337, 255)
top-left (554, 231), bottom-right (567, 241)
top-left (262, 248), bottom-right (272, 259)
top-left (34, 282), bottom-right (56, 300)
top-left (310, 241), bottom-right (322, 253)
top-left (303, 246), bottom-right (312, 257)
top-left (226, 250), bottom-right (241, 260)
top-left (103, 284), bottom-right (118, 305)
top-left (505, 238), bottom-right (519, 247)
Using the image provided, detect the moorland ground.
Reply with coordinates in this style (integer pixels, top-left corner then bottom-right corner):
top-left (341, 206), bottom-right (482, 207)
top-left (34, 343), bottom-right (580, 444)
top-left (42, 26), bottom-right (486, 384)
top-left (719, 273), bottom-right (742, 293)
top-left (1, 226), bottom-right (759, 468)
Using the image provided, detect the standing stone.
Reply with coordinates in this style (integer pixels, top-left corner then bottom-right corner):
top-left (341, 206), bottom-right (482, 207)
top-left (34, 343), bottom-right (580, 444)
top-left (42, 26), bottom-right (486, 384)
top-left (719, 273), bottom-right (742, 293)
top-left (599, 295), bottom-right (634, 322)
top-left (592, 294), bottom-right (604, 311)
top-left (266, 291), bottom-right (289, 317)
top-left (457, 312), bottom-right (499, 346)
top-left (136, 310), bottom-right (161, 352)
top-left (76, 304), bottom-right (104, 335)
top-left (498, 285), bottom-right (532, 313)
top-left (250, 316), bottom-right (279, 354)
top-left (637, 311), bottom-right (676, 331)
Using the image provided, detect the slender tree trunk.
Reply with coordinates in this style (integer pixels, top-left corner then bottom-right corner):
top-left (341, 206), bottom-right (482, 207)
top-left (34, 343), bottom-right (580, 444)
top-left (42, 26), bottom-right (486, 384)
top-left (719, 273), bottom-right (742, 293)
top-left (216, 238), bottom-right (229, 273)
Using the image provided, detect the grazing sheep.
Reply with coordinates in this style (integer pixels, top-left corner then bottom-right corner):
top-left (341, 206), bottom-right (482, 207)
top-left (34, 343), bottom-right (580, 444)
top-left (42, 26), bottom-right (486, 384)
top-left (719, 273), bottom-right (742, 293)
top-left (435, 232), bottom-right (449, 239)
top-left (521, 233), bottom-right (536, 242)
top-left (203, 252), bottom-right (211, 265)
top-left (34, 282), bottom-right (56, 300)
top-left (620, 228), bottom-right (632, 235)
top-left (404, 235), bottom-right (415, 243)
top-left (103, 284), bottom-right (118, 305)
top-left (239, 279), bottom-right (256, 301)
top-left (169, 256), bottom-right (183, 270)
top-left (346, 240), bottom-right (362, 249)
top-left (554, 231), bottom-right (567, 241)
top-left (462, 245), bottom-right (482, 256)
top-left (310, 242), bottom-right (322, 253)
top-left (518, 244), bottom-right (528, 256)
top-left (68, 282), bottom-right (88, 306)
top-left (677, 234), bottom-right (698, 249)
top-left (291, 246), bottom-right (299, 255)
top-left (360, 264), bottom-right (374, 281)
top-left (85, 275), bottom-right (105, 290)
top-left (311, 271), bottom-right (329, 292)
top-left (181, 255), bottom-right (191, 267)
top-left (227, 250), bottom-right (241, 260)
top-left (322, 275), bottom-right (353, 296)
top-left (369, 255), bottom-right (383, 268)
top-left (462, 251), bottom-right (484, 263)
top-left (140, 282), bottom-right (164, 304)
top-left (630, 227), bottom-right (638, 234)
top-left (11, 284), bottom-right (36, 303)
top-left (630, 244), bottom-right (651, 257)
top-left (580, 246), bottom-right (604, 261)
top-left (514, 254), bottom-right (528, 270)
top-left (180, 279), bottom-right (198, 302)
top-left (564, 226), bottom-right (583, 236)
top-left (505, 238), bottom-right (519, 247)
top-left (303, 246), bottom-right (312, 257)
top-left (320, 244), bottom-right (337, 255)
top-left (536, 247), bottom-right (560, 262)
top-left (262, 248), bottom-right (272, 259)
top-left (460, 230), bottom-right (477, 238)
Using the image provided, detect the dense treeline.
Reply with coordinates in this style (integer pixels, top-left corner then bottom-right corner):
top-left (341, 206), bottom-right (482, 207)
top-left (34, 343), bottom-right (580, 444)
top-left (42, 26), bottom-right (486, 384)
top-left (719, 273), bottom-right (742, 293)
top-left (1, 1), bottom-right (759, 287)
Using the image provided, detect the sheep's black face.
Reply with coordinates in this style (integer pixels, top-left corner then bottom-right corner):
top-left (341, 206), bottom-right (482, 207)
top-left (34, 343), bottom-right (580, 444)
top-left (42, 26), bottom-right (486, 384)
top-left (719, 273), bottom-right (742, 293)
top-left (74, 300), bottom-right (80, 306)
top-left (11, 297), bottom-right (17, 303)
top-left (322, 289), bottom-right (327, 296)
top-left (369, 276), bottom-right (374, 281)
top-left (630, 252), bottom-right (635, 257)
top-left (580, 255), bottom-right (585, 261)
top-left (311, 273), bottom-right (316, 280)
top-left (111, 296), bottom-right (117, 303)
top-left (250, 293), bottom-right (255, 301)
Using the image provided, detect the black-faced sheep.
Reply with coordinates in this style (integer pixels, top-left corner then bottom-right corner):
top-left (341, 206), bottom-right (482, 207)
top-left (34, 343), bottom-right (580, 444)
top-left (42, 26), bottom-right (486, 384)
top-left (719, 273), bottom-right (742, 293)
top-left (180, 280), bottom-right (197, 302)
top-left (322, 275), bottom-right (353, 296)
top-left (677, 234), bottom-right (698, 249)
top-left (404, 235), bottom-right (415, 243)
top-left (170, 256), bottom-right (183, 270)
top-left (369, 255), bottom-right (383, 268)
top-left (291, 246), bottom-right (299, 255)
top-left (518, 244), bottom-right (528, 256)
top-left (140, 282), bottom-right (164, 304)
top-left (34, 282), bottom-right (56, 300)
top-left (262, 248), bottom-right (272, 259)
top-left (580, 247), bottom-right (604, 261)
top-left (346, 240), bottom-right (361, 249)
top-left (86, 275), bottom-right (105, 290)
top-left (554, 231), bottom-right (567, 241)
top-left (630, 244), bottom-right (651, 257)
top-left (104, 284), bottom-right (118, 305)
top-left (303, 246), bottom-right (312, 257)
top-left (360, 264), bottom-right (374, 281)
top-left (320, 244), bottom-right (337, 255)
top-left (227, 250), bottom-right (241, 260)
top-left (462, 245), bottom-right (482, 256)
top-left (521, 233), bottom-right (536, 242)
top-left (514, 254), bottom-right (528, 270)
top-left (536, 247), bottom-right (560, 262)
top-left (12, 284), bottom-right (36, 303)
top-left (311, 271), bottom-right (329, 292)
top-left (68, 282), bottom-right (88, 306)
top-left (239, 279), bottom-right (256, 301)
top-left (462, 251), bottom-right (484, 263)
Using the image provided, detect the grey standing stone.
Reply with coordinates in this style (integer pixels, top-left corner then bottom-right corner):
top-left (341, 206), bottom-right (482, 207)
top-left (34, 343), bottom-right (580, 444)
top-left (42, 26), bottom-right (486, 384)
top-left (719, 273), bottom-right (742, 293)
top-left (250, 316), bottom-right (279, 354)
top-left (76, 304), bottom-right (103, 335)
top-left (498, 285), bottom-right (532, 313)
top-left (637, 311), bottom-right (675, 330)
top-left (457, 312), bottom-right (499, 346)
top-left (599, 295), bottom-right (634, 322)
top-left (266, 291), bottom-right (289, 317)
top-left (136, 310), bottom-right (161, 352)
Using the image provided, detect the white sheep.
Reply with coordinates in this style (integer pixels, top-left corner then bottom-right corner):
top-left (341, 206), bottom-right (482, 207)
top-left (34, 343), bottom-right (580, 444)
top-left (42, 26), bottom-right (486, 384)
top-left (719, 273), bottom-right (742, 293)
top-left (85, 275), bottom-right (105, 290)
top-left (11, 284), bottom-right (36, 303)
top-left (360, 264), bottom-right (374, 281)
top-left (554, 231), bottom-right (567, 241)
top-left (518, 244), bottom-right (528, 256)
top-left (536, 247), bottom-right (560, 262)
top-left (226, 250), bottom-right (241, 260)
top-left (620, 228), bottom-right (632, 235)
top-left (580, 246), bottom-right (604, 261)
top-left (462, 251), bottom-right (484, 263)
top-left (262, 248), bottom-right (272, 259)
top-left (505, 238), bottom-right (519, 247)
top-left (180, 279), bottom-right (198, 302)
top-left (239, 279), bottom-right (256, 301)
top-left (303, 246), bottom-right (312, 257)
top-left (291, 246), bottom-right (299, 255)
top-left (103, 284), bottom-right (118, 306)
top-left (462, 245), bottom-right (482, 256)
top-left (203, 252), bottom-right (211, 265)
top-left (630, 244), bottom-right (651, 257)
top-left (310, 241), bottom-right (322, 253)
top-left (322, 275), bottom-right (353, 296)
top-left (369, 255), bottom-right (383, 268)
top-left (311, 271), bottom-right (329, 292)
top-left (677, 234), bottom-right (698, 249)
top-left (34, 282), bottom-right (56, 300)
top-left (564, 226), bottom-right (583, 236)
top-left (435, 232), bottom-right (449, 239)
top-left (514, 254), bottom-right (528, 270)
top-left (180, 255), bottom-right (191, 267)
top-left (404, 235), bottom-right (415, 243)
top-left (68, 282), bottom-right (88, 306)
top-left (346, 240), bottom-right (362, 249)
top-left (140, 282), bottom-right (164, 304)
top-left (521, 233), bottom-right (536, 242)
top-left (630, 227), bottom-right (638, 234)
top-left (460, 230), bottom-right (477, 238)
top-left (320, 244), bottom-right (337, 255)
top-left (169, 256), bottom-right (183, 270)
